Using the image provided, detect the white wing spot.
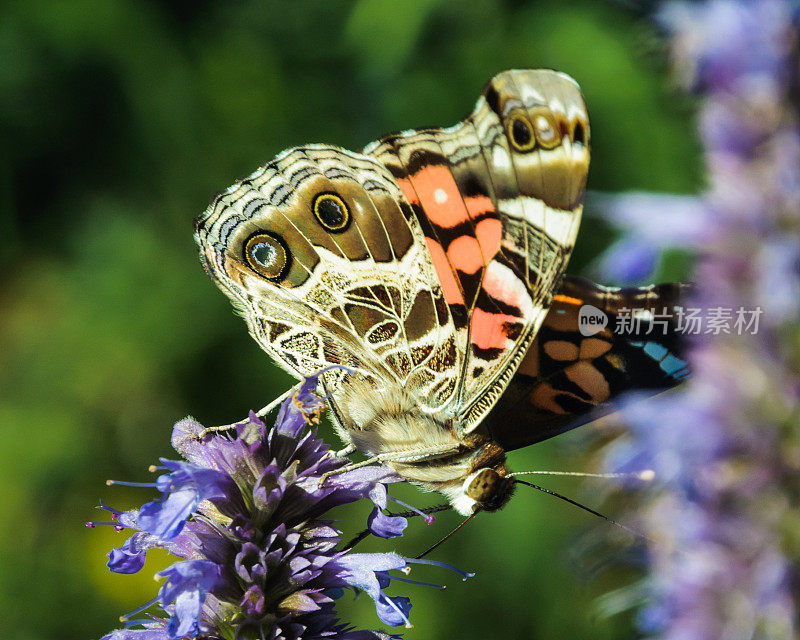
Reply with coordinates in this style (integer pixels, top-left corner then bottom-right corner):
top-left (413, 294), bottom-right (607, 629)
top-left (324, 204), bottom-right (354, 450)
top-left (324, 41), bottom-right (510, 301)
top-left (492, 145), bottom-right (511, 171)
top-left (434, 188), bottom-right (448, 204)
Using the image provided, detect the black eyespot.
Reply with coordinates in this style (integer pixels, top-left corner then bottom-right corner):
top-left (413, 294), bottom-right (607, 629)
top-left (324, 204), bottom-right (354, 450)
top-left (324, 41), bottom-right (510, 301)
top-left (312, 192), bottom-right (350, 232)
top-left (243, 231), bottom-right (291, 282)
top-left (506, 114), bottom-right (536, 152)
top-left (572, 120), bottom-right (586, 146)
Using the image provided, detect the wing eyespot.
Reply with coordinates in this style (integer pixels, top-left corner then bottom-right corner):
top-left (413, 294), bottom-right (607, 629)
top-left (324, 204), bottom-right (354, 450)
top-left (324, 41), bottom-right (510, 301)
top-left (531, 111), bottom-right (561, 149)
top-left (312, 192), bottom-right (351, 233)
top-left (571, 119), bottom-right (587, 146)
top-left (506, 113), bottom-right (536, 152)
top-left (244, 231), bottom-right (291, 282)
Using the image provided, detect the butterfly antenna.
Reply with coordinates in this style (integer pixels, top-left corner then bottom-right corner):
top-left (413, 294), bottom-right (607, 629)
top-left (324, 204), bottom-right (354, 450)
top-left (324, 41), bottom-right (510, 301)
top-left (514, 479), bottom-right (647, 541)
top-left (414, 509), bottom-right (481, 560)
top-left (342, 504), bottom-right (453, 551)
top-left (509, 469), bottom-right (655, 481)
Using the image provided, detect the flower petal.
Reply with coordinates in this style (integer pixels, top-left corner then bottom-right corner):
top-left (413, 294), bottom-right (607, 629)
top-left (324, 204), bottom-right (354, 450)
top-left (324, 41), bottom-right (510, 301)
top-left (367, 507), bottom-right (408, 539)
top-left (107, 532), bottom-right (160, 574)
top-left (157, 559), bottom-right (222, 637)
top-left (138, 462), bottom-right (230, 539)
top-left (278, 590), bottom-right (323, 614)
top-left (375, 594), bottom-right (412, 627)
top-left (331, 553), bottom-right (406, 600)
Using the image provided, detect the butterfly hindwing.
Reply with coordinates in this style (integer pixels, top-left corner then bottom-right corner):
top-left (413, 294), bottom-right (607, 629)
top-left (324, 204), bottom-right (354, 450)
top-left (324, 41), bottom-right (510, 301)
top-left (366, 69), bottom-right (590, 431)
top-left (481, 276), bottom-right (691, 452)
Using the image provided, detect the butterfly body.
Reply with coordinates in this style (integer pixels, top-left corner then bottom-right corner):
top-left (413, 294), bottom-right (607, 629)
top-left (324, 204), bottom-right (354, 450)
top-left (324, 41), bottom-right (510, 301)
top-left (332, 372), bottom-right (512, 515)
top-left (196, 70), bottom-right (686, 515)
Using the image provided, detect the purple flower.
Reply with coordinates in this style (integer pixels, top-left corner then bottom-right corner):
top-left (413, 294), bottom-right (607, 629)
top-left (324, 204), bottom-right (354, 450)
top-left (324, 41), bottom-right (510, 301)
top-left (157, 560), bottom-right (222, 638)
top-left (367, 508), bottom-right (408, 539)
top-left (594, 237), bottom-right (660, 285)
top-left (92, 372), bottom-right (472, 639)
top-left (588, 192), bottom-right (714, 284)
top-left (106, 532), bottom-right (157, 574)
top-left (331, 553), bottom-right (410, 625)
top-left (658, 0), bottom-right (793, 96)
top-left (138, 461), bottom-right (231, 538)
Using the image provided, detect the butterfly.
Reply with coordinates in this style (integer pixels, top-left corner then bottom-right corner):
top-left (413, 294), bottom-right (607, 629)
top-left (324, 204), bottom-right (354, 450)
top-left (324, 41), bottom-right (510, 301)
top-left (195, 69), bottom-right (688, 517)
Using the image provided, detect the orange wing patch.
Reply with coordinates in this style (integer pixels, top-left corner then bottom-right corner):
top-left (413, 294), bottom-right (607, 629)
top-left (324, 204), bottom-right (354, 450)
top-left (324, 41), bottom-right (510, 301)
top-left (447, 235), bottom-right (485, 275)
top-left (470, 308), bottom-right (522, 351)
top-left (408, 165), bottom-right (473, 228)
top-left (425, 237), bottom-right (465, 306)
top-left (402, 162), bottom-right (505, 314)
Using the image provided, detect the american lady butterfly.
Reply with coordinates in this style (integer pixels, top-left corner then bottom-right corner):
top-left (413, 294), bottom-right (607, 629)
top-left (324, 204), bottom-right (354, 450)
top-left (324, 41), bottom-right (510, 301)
top-left (195, 70), bottom-right (688, 516)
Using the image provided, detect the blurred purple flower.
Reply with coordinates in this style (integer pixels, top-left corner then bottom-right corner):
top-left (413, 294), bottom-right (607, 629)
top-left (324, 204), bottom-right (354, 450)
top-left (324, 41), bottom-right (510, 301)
top-left (594, 237), bottom-right (660, 285)
top-left (92, 372), bottom-right (472, 640)
top-left (589, 192), bottom-right (714, 284)
top-left (659, 0), bottom-right (793, 96)
top-left (599, 1), bottom-right (800, 638)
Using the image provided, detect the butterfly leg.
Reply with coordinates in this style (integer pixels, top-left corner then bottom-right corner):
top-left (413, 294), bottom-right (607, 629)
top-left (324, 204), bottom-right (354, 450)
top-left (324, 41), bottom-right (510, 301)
top-left (329, 443), bottom-right (357, 459)
top-left (318, 443), bottom-right (462, 486)
top-left (318, 456), bottom-right (385, 486)
top-left (254, 385), bottom-right (299, 418)
top-left (196, 385), bottom-right (298, 439)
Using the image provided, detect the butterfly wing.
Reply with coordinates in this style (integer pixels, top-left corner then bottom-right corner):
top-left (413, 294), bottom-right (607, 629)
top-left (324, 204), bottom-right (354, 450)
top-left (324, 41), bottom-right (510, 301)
top-left (481, 276), bottom-right (691, 451)
top-left (366, 69), bottom-right (590, 432)
top-left (195, 145), bottom-right (463, 410)
top-left (196, 70), bottom-right (589, 436)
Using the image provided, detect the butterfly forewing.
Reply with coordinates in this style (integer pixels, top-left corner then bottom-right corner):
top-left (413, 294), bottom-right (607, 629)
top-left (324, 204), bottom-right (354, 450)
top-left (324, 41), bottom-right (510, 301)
top-left (196, 144), bottom-right (465, 411)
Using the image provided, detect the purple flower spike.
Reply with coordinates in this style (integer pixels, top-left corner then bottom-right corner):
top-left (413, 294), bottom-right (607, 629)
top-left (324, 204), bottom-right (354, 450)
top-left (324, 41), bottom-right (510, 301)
top-left (94, 372), bottom-right (472, 639)
top-left (598, 2), bottom-right (800, 637)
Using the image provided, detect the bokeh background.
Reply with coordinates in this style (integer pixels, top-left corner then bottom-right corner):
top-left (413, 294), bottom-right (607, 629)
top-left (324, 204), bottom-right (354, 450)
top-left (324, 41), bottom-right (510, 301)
top-left (0, 1), bottom-right (699, 638)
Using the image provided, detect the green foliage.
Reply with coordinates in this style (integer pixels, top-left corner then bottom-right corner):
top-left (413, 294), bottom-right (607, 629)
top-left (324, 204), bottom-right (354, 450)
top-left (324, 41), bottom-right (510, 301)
top-left (0, 1), bottom-right (697, 638)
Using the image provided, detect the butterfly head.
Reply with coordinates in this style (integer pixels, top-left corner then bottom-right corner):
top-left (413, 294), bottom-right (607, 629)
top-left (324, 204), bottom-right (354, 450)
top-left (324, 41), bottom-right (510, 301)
top-left (462, 467), bottom-right (516, 513)
top-left (444, 441), bottom-right (517, 515)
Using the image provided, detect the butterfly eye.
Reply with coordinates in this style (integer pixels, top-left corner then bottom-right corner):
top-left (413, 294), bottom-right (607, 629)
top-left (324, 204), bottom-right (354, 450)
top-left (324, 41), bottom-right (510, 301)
top-left (532, 112), bottom-right (560, 149)
top-left (467, 468), bottom-right (502, 503)
top-left (506, 114), bottom-right (536, 152)
top-left (312, 192), bottom-right (350, 233)
top-left (243, 232), bottom-right (291, 281)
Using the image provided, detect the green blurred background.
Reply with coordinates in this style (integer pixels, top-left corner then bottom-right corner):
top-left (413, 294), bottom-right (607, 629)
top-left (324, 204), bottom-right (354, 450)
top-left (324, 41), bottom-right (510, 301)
top-left (0, 1), bottom-right (699, 638)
